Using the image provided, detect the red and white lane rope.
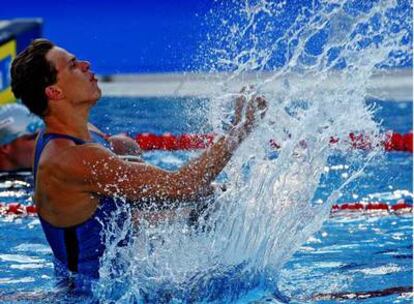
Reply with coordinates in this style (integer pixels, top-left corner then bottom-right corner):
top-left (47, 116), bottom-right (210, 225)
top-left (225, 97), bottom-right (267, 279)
top-left (135, 131), bottom-right (413, 153)
top-left (0, 203), bottom-right (37, 216)
top-left (0, 200), bottom-right (411, 217)
top-left (330, 200), bottom-right (412, 214)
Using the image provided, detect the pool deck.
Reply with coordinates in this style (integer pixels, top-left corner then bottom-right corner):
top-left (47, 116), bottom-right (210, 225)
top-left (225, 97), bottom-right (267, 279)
top-left (98, 69), bottom-right (412, 102)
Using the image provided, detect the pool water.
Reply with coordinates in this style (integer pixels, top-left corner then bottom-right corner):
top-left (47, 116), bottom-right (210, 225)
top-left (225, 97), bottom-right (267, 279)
top-left (0, 97), bottom-right (412, 303)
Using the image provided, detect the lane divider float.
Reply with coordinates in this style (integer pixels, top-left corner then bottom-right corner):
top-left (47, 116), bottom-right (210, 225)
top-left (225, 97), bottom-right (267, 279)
top-left (0, 200), bottom-right (411, 217)
top-left (136, 133), bottom-right (215, 151)
top-left (330, 200), bottom-right (412, 214)
top-left (135, 131), bottom-right (413, 153)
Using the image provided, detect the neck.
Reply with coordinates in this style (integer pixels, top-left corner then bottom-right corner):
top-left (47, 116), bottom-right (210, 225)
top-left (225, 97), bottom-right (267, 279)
top-left (44, 101), bottom-right (92, 141)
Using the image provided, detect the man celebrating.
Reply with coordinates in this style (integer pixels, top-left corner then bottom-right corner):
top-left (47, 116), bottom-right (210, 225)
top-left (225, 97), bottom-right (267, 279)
top-left (11, 39), bottom-right (267, 291)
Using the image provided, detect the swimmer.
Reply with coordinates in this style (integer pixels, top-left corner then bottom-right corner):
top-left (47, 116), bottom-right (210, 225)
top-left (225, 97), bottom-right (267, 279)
top-left (0, 104), bottom-right (42, 171)
top-left (10, 39), bottom-right (267, 290)
top-left (0, 104), bottom-right (143, 172)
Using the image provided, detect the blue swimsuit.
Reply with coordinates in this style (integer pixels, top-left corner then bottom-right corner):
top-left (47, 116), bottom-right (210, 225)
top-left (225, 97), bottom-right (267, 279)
top-left (33, 130), bottom-right (129, 290)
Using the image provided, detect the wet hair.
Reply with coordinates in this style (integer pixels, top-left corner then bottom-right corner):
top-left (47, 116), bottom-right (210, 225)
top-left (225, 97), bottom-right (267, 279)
top-left (11, 39), bottom-right (57, 117)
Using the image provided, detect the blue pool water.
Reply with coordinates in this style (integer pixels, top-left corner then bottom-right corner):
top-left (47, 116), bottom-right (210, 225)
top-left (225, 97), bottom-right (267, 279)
top-left (0, 97), bottom-right (412, 303)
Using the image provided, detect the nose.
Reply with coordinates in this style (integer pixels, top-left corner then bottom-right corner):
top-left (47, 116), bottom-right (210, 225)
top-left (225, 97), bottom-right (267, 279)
top-left (79, 60), bottom-right (90, 72)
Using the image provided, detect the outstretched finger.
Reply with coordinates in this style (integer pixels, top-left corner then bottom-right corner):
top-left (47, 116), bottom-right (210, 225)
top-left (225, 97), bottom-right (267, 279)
top-left (255, 96), bottom-right (268, 118)
top-left (233, 94), bottom-right (246, 126)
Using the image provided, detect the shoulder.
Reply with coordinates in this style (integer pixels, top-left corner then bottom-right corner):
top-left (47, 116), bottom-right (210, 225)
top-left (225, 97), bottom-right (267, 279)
top-left (39, 141), bottom-right (116, 181)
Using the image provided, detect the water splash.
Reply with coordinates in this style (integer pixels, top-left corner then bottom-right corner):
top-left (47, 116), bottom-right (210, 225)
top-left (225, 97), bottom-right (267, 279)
top-left (97, 0), bottom-right (412, 302)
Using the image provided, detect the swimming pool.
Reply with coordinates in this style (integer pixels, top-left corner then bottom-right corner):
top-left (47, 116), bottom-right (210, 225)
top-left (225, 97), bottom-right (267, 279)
top-left (0, 97), bottom-right (412, 303)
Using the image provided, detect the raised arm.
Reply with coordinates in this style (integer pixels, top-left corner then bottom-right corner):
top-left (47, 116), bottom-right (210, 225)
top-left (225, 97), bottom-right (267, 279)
top-left (65, 94), bottom-right (267, 204)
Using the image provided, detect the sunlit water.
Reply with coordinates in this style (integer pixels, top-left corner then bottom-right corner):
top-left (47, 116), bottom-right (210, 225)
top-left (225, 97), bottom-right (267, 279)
top-left (1, 0), bottom-right (413, 303)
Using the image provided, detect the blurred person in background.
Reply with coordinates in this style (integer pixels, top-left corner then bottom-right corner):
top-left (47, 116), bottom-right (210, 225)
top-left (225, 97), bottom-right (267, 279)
top-left (0, 103), bottom-right (42, 172)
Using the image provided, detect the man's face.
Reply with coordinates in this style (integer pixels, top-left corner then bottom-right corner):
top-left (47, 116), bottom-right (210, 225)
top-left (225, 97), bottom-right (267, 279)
top-left (46, 47), bottom-right (101, 106)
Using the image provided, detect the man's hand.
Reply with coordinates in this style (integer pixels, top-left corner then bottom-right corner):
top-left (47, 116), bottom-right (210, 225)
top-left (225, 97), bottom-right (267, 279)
top-left (232, 88), bottom-right (268, 134)
top-left (244, 94), bottom-right (267, 131)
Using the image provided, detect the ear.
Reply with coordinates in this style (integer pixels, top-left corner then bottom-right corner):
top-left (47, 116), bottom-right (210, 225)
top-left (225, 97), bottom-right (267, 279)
top-left (45, 85), bottom-right (63, 100)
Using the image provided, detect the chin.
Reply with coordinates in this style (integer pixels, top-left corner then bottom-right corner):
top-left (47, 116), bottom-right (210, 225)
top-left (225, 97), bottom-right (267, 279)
top-left (90, 89), bottom-right (102, 104)
top-left (95, 87), bottom-right (102, 99)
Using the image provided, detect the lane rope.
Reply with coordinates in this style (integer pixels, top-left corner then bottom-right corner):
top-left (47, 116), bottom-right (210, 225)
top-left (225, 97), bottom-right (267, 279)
top-left (0, 200), bottom-right (411, 217)
top-left (330, 200), bottom-right (412, 214)
top-left (135, 131), bottom-right (413, 152)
